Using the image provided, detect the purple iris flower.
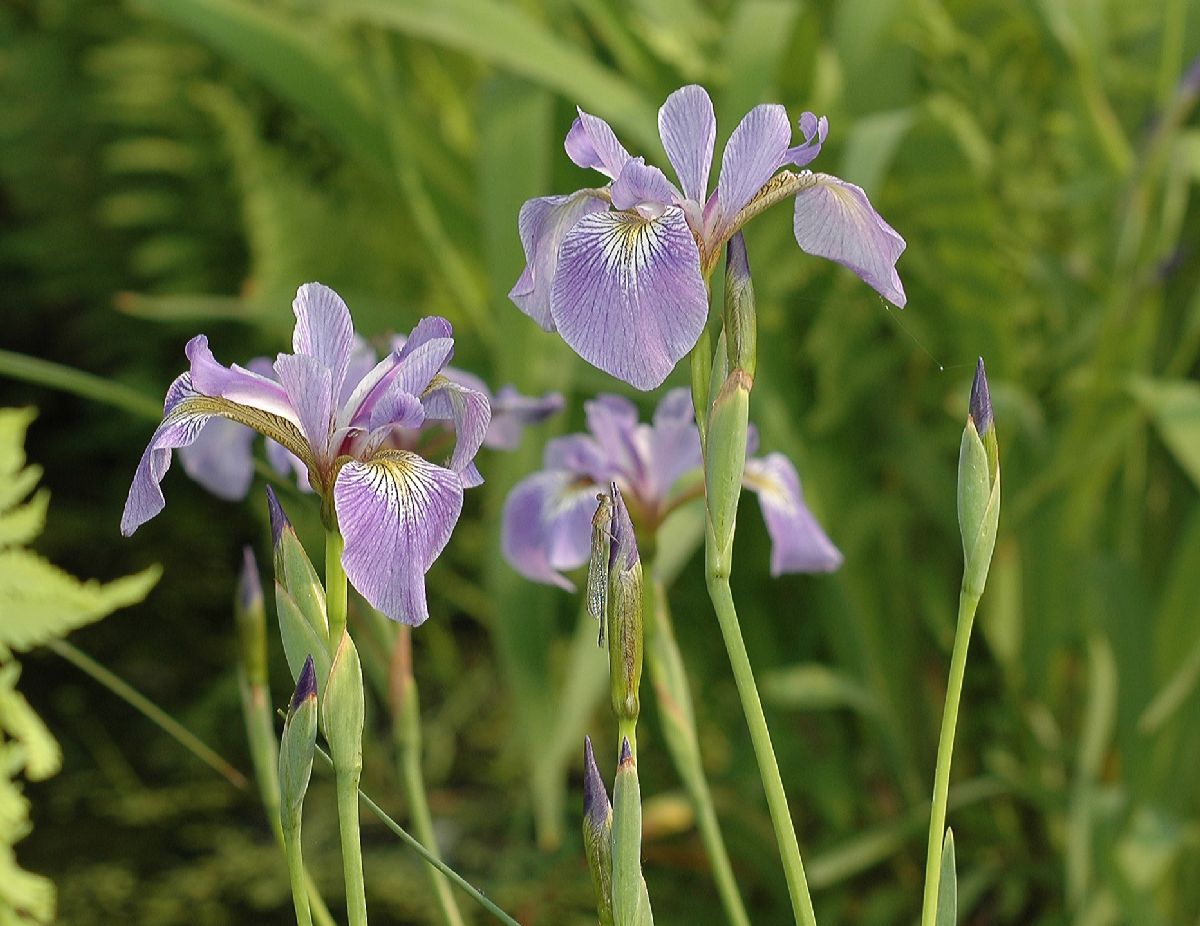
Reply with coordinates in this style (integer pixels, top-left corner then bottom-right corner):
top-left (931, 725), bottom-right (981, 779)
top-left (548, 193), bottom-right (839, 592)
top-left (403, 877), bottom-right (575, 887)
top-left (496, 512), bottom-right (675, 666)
top-left (121, 282), bottom-right (491, 625)
top-left (177, 335), bottom-right (562, 500)
top-left (502, 389), bottom-right (842, 588)
top-left (510, 84), bottom-right (907, 390)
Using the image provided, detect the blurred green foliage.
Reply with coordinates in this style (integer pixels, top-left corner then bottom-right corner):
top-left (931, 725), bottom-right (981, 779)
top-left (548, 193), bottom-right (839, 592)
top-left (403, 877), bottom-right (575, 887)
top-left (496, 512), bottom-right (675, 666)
top-left (3, 0), bottom-right (1200, 923)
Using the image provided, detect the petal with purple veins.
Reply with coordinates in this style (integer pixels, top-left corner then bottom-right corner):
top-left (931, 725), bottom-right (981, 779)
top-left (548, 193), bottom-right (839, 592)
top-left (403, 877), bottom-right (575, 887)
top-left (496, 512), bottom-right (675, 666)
top-left (274, 353), bottom-right (334, 464)
top-left (551, 208), bottom-right (708, 391)
top-left (743, 453), bottom-right (842, 575)
top-left (501, 470), bottom-right (601, 589)
top-left (341, 334), bottom-right (455, 430)
top-left (647, 388), bottom-right (702, 502)
top-left (291, 283), bottom-right (355, 399)
top-left (334, 451), bottom-right (464, 625)
top-left (715, 104), bottom-right (791, 234)
top-left (792, 174), bottom-right (907, 307)
top-left (510, 193), bottom-right (609, 329)
top-left (564, 110), bottom-right (632, 179)
top-left (186, 336), bottom-right (299, 426)
top-left (421, 377), bottom-right (491, 487)
top-left (610, 158), bottom-right (680, 217)
top-left (658, 84), bottom-right (716, 205)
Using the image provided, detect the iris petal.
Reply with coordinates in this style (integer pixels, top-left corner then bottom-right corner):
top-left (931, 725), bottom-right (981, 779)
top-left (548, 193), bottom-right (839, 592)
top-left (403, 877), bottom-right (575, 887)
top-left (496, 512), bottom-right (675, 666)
top-left (334, 451), bottom-right (464, 625)
top-left (716, 104), bottom-right (791, 234)
top-left (792, 174), bottom-right (907, 307)
top-left (551, 208), bottom-right (708, 390)
top-left (291, 283), bottom-right (354, 400)
top-left (743, 453), bottom-right (842, 575)
top-left (421, 377), bottom-right (492, 488)
top-left (564, 110), bottom-right (632, 179)
top-left (177, 417), bottom-right (256, 502)
top-left (658, 84), bottom-right (716, 205)
top-left (186, 336), bottom-right (299, 426)
top-left (501, 470), bottom-right (600, 589)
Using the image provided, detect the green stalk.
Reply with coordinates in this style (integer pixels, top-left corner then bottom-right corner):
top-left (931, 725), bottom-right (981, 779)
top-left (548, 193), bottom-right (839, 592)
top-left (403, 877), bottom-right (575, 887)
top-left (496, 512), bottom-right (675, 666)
top-left (284, 826), bottom-right (315, 926)
top-left (919, 590), bottom-right (980, 926)
top-left (336, 769), bottom-right (369, 926)
top-left (705, 562), bottom-right (817, 926)
top-left (326, 530), bottom-right (348, 647)
top-left (645, 574), bottom-right (750, 926)
top-left (392, 626), bottom-right (468, 926)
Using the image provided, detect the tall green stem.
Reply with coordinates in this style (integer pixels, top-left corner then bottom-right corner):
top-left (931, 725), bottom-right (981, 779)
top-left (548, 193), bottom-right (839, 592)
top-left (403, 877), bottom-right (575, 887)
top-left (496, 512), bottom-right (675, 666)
top-left (392, 626), bottom-right (468, 926)
top-left (919, 590), bottom-right (980, 926)
top-left (326, 530), bottom-right (348, 646)
top-left (705, 564), bottom-right (817, 926)
top-left (284, 826), bottom-right (315, 926)
top-left (336, 769), bottom-right (369, 926)
top-left (645, 574), bottom-right (750, 926)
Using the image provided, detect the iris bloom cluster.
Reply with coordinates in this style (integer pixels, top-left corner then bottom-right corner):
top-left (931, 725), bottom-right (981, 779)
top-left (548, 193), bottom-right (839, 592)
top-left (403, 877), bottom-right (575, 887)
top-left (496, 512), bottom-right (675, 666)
top-left (502, 389), bottom-right (842, 588)
top-left (122, 283), bottom-right (498, 625)
top-left (510, 84), bottom-right (906, 389)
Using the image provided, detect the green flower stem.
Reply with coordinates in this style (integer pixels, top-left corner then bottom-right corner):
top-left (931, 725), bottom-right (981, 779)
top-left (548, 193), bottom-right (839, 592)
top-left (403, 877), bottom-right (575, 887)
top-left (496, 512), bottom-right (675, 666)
top-left (284, 826), bottom-right (314, 926)
top-left (311, 744), bottom-right (523, 926)
top-left (645, 573), bottom-right (750, 926)
top-left (618, 717), bottom-right (638, 760)
top-left (325, 530), bottom-right (348, 648)
top-left (392, 625), bottom-right (468, 926)
top-left (919, 590), bottom-right (981, 926)
top-left (336, 768), bottom-right (369, 926)
top-left (704, 564), bottom-right (818, 926)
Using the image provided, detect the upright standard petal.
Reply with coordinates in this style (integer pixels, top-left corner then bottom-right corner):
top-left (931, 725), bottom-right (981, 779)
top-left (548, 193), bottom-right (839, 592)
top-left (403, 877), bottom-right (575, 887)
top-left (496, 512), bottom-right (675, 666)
top-left (743, 453), bottom-right (842, 575)
top-left (646, 389), bottom-right (702, 502)
top-left (792, 174), bottom-right (907, 306)
top-left (782, 112), bottom-right (828, 169)
top-left (122, 375), bottom-right (217, 535)
top-left (510, 193), bottom-right (609, 329)
top-left (501, 470), bottom-right (600, 589)
top-left (658, 84), bottom-right (716, 205)
top-left (565, 110), bottom-right (632, 179)
top-left (334, 452), bottom-right (464, 625)
top-left (715, 104), bottom-right (792, 233)
top-left (274, 353), bottom-right (334, 465)
top-left (551, 208), bottom-right (708, 390)
top-left (341, 332), bottom-right (455, 429)
top-left (421, 377), bottom-right (492, 487)
top-left (291, 283), bottom-right (354, 399)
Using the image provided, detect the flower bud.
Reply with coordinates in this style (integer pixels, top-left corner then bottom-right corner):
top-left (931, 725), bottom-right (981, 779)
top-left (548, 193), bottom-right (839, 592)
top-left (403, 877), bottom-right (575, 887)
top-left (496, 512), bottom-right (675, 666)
top-left (612, 737), bottom-right (653, 925)
top-left (606, 486), bottom-right (643, 726)
top-left (276, 581), bottom-right (332, 698)
top-left (958, 358), bottom-right (1000, 600)
top-left (704, 369), bottom-right (752, 577)
top-left (723, 232), bottom-right (757, 381)
top-left (582, 737), bottom-right (614, 926)
top-left (266, 487), bottom-right (328, 640)
top-left (321, 630), bottom-right (365, 777)
top-left (234, 547), bottom-right (267, 687)
top-left (279, 655), bottom-right (318, 832)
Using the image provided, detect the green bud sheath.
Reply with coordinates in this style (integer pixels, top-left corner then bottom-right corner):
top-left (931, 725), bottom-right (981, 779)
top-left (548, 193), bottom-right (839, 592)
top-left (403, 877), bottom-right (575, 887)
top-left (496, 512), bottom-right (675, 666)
top-left (276, 582), bottom-right (332, 702)
top-left (267, 487), bottom-right (329, 640)
top-left (583, 738), bottom-right (615, 926)
top-left (608, 563), bottom-right (644, 725)
top-left (280, 656), bottom-right (319, 829)
top-left (690, 326), bottom-right (714, 450)
top-left (612, 738), bottom-right (653, 926)
top-left (322, 631), bottom-right (366, 776)
top-left (704, 370), bottom-right (752, 578)
top-left (235, 548), bottom-right (268, 686)
top-left (957, 359), bottom-right (1001, 601)
top-left (723, 232), bottom-right (757, 381)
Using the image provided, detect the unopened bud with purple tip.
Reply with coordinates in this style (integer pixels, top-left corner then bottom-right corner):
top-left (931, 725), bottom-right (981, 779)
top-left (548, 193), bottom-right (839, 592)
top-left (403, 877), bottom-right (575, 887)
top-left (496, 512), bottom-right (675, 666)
top-left (280, 654), bottom-right (319, 831)
top-left (958, 358), bottom-right (1001, 600)
top-left (723, 232), bottom-right (757, 381)
top-left (582, 737), bottom-right (614, 926)
top-left (235, 547), bottom-right (267, 686)
top-left (606, 485), bottom-right (643, 729)
top-left (266, 488), bottom-right (328, 646)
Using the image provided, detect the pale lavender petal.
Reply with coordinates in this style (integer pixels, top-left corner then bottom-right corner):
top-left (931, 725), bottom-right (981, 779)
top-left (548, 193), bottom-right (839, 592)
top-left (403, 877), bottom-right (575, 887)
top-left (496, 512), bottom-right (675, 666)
top-left (341, 336), bottom-right (379, 406)
top-left (743, 453), bottom-right (842, 575)
top-left (334, 452), bottom-right (464, 625)
top-left (584, 394), bottom-right (643, 481)
top-left (647, 388), bottom-right (702, 501)
top-left (658, 84), bottom-right (716, 204)
top-left (544, 433), bottom-right (611, 482)
top-left (121, 374), bottom-right (216, 535)
top-left (421, 378), bottom-right (491, 486)
top-left (395, 316), bottom-right (453, 362)
top-left (266, 439), bottom-right (312, 492)
top-left (178, 416), bottom-right (256, 501)
top-left (715, 104), bottom-right (791, 232)
top-left (564, 110), bottom-right (632, 179)
top-left (485, 386), bottom-right (564, 450)
top-left (610, 158), bottom-right (679, 217)
top-left (510, 193), bottom-right (609, 329)
top-left (341, 333), bottom-right (455, 429)
top-left (792, 174), bottom-right (906, 306)
top-left (274, 353), bottom-right (333, 463)
top-left (291, 283), bottom-right (354, 399)
top-left (608, 483), bottom-right (638, 573)
top-left (501, 470), bottom-right (600, 589)
top-left (782, 112), bottom-right (828, 169)
top-left (368, 388), bottom-right (425, 433)
top-left (551, 208), bottom-right (708, 390)
top-left (186, 336), bottom-right (299, 426)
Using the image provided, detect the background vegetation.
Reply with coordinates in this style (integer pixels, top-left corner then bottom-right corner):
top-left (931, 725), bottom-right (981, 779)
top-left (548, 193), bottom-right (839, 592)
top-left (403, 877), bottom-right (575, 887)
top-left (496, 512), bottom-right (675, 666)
top-left (3, 0), bottom-right (1200, 923)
